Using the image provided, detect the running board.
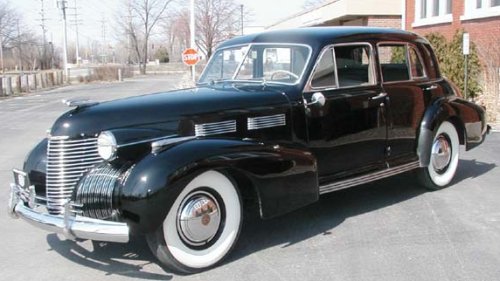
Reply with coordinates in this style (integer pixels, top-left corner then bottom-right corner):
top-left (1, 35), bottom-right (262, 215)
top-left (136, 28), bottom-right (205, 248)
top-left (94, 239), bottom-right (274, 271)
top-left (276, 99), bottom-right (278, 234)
top-left (319, 161), bottom-right (421, 195)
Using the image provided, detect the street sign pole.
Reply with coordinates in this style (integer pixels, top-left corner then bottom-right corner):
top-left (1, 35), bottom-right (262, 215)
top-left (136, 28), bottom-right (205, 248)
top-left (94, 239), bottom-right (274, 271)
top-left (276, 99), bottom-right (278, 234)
top-left (463, 33), bottom-right (470, 100)
top-left (190, 0), bottom-right (195, 82)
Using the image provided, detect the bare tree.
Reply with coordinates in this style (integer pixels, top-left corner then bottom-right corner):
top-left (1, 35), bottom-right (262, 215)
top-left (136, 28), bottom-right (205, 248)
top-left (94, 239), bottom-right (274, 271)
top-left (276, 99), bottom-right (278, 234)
top-left (0, 1), bottom-right (18, 71)
top-left (0, 2), bottom-right (17, 46)
top-left (118, 0), bottom-right (174, 74)
top-left (476, 35), bottom-right (500, 122)
top-left (162, 10), bottom-right (190, 63)
top-left (195, 0), bottom-right (240, 59)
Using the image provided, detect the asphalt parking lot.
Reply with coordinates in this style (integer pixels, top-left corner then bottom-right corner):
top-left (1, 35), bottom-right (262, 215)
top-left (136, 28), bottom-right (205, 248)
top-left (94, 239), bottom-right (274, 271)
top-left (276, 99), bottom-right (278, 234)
top-left (1, 74), bottom-right (499, 281)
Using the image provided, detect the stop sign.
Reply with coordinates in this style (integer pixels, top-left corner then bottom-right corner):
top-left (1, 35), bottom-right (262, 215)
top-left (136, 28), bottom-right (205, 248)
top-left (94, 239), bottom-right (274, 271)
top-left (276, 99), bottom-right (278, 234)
top-left (182, 48), bottom-right (200, 66)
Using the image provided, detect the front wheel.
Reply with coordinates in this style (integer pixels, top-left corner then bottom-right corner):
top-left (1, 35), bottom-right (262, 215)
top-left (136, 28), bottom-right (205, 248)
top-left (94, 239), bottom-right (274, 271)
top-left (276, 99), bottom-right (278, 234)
top-left (418, 121), bottom-right (460, 190)
top-left (146, 170), bottom-right (242, 274)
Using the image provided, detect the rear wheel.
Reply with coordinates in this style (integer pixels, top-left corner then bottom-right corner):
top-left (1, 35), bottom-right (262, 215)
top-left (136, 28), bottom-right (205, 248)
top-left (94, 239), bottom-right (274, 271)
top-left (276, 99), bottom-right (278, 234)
top-left (418, 121), bottom-right (460, 190)
top-left (146, 170), bottom-right (242, 274)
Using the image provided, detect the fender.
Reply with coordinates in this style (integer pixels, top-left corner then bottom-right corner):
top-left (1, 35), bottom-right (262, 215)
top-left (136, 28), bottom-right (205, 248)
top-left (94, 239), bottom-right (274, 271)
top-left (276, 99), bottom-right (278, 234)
top-left (417, 96), bottom-right (486, 167)
top-left (23, 138), bottom-right (48, 194)
top-left (118, 138), bottom-right (318, 234)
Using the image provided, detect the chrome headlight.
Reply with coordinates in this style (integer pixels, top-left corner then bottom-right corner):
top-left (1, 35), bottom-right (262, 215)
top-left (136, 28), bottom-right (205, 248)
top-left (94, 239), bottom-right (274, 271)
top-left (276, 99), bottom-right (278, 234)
top-left (97, 131), bottom-right (117, 161)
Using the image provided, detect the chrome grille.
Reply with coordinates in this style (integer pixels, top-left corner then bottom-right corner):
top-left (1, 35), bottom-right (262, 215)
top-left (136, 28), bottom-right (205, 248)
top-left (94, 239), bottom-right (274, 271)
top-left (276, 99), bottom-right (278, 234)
top-left (46, 137), bottom-right (102, 214)
top-left (75, 164), bottom-right (126, 219)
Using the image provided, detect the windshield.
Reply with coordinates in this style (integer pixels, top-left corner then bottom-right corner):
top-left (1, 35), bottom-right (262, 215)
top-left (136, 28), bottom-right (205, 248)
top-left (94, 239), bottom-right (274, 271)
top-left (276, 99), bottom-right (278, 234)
top-left (199, 44), bottom-right (311, 85)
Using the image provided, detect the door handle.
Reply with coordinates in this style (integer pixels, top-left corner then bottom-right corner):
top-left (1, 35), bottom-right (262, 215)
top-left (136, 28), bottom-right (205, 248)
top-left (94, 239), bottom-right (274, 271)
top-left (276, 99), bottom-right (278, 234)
top-left (425, 84), bottom-right (438, 91)
top-left (370, 92), bottom-right (387, 101)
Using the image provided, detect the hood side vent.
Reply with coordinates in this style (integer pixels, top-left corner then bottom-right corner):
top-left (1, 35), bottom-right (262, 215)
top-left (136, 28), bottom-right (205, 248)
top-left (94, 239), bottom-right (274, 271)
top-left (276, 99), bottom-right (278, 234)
top-left (195, 120), bottom-right (237, 137)
top-left (248, 114), bottom-right (286, 130)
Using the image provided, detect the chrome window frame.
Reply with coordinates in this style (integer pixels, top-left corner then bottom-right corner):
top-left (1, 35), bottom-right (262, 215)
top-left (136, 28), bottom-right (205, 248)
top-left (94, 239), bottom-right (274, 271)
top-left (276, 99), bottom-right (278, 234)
top-left (304, 42), bottom-right (377, 93)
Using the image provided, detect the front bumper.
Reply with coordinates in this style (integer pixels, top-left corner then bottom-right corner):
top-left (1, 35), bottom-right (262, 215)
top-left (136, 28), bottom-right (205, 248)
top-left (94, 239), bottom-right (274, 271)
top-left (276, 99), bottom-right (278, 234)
top-left (8, 170), bottom-right (129, 243)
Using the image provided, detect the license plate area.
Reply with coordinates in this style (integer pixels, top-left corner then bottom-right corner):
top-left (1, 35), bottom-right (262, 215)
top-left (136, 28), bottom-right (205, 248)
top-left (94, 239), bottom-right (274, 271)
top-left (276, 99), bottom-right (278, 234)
top-left (12, 169), bottom-right (38, 208)
top-left (13, 169), bottom-right (30, 190)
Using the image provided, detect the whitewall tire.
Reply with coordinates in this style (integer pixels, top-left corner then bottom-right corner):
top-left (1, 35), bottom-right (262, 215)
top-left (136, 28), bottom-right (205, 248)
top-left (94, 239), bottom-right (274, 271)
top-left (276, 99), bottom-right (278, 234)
top-left (418, 121), bottom-right (460, 190)
top-left (147, 170), bottom-right (242, 273)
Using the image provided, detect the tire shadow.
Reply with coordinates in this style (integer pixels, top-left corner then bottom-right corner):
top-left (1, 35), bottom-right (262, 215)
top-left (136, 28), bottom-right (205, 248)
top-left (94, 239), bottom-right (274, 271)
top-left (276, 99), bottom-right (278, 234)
top-left (44, 159), bottom-right (495, 276)
top-left (46, 234), bottom-right (172, 280)
top-left (227, 158), bottom-right (496, 264)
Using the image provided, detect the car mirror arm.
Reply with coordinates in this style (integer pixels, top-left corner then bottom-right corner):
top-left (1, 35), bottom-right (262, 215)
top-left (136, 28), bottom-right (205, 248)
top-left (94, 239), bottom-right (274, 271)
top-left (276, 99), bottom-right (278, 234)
top-left (306, 92), bottom-right (326, 107)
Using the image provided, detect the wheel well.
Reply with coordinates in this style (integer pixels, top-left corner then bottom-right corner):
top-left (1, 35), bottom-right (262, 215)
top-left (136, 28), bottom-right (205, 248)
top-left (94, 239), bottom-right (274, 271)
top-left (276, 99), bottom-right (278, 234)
top-left (447, 116), bottom-right (466, 146)
top-left (222, 168), bottom-right (262, 221)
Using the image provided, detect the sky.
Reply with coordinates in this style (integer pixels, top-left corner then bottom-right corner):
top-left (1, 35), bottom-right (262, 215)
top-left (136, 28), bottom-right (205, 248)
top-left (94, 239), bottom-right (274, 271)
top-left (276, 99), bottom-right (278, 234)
top-left (9, 0), bottom-right (307, 50)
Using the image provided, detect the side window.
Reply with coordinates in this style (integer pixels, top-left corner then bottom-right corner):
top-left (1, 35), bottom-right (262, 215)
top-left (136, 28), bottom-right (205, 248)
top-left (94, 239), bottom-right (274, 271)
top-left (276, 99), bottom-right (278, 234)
top-left (334, 44), bottom-right (374, 87)
top-left (379, 44), bottom-right (427, 82)
top-left (409, 47), bottom-right (426, 78)
top-left (311, 48), bottom-right (336, 88)
top-left (378, 45), bottom-right (410, 82)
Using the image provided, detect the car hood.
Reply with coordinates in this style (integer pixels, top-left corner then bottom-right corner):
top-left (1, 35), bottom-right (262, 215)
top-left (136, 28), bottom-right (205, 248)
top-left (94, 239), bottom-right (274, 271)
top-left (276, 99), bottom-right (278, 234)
top-left (50, 86), bottom-right (292, 138)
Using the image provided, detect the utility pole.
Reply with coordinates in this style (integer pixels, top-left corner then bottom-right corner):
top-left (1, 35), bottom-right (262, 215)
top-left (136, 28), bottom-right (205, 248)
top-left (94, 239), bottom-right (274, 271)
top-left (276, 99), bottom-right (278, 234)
top-left (0, 18), bottom-right (4, 73)
top-left (69, 0), bottom-right (82, 65)
top-left (16, 19), bottom-right (22, 71)
top-left (39, 0), bottom-right (48, 69)
top-left (100, 16), bottom-right (107, 64)
top-left (57, 0), bottom-right (69, 81)
top-left (240, 4), bottom-right (244, 35)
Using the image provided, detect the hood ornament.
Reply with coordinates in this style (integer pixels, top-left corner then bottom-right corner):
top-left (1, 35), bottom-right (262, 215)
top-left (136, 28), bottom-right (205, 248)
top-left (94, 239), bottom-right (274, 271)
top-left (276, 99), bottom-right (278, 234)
top-left (62, 98), bottom-right (99, 108)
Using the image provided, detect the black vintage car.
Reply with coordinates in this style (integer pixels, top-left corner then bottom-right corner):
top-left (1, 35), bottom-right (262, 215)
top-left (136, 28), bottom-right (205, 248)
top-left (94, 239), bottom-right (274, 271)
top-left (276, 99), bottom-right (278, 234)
top-left (8, 27), bottom-right (489, 273)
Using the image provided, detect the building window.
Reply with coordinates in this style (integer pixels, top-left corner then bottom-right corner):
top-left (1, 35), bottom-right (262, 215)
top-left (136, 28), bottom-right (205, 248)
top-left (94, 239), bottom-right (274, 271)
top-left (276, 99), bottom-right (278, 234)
top-left (421, 0), bottom-right (428, 18)
top-left (446, 0), bottom-right (452, 13)
top-left (413, 0), bottom-right (453, 27)
top-left (462, 0), bottom-right (500, 20)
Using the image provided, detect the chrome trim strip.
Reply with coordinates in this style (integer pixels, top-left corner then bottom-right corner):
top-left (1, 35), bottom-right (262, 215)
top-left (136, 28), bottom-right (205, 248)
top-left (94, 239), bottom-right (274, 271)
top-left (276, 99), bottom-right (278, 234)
top-left (319, 161), bottom-right (420, 195)
top-left (62, 98), bottom-right (99, 108)
top-left (151, 136), bottom-right (196, 153)
top-left (116, 134), bottom-right (177, 148)
top-left (195, 120), bottom-right (237, 137)
top-left (248, 114), bottom-right (286, 130)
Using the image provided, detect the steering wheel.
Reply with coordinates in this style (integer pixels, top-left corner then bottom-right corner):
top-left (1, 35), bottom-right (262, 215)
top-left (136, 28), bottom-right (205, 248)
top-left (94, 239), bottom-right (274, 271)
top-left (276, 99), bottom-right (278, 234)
top-left (269, 70), bottom-right (299, 80)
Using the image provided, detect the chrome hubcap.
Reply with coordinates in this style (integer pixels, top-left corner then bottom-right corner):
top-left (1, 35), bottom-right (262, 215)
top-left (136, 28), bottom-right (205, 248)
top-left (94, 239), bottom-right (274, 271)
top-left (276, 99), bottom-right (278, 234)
top-left (431, 135), bottom-right (451, 172)
top-left (177, 191), bottom-right (221, 247)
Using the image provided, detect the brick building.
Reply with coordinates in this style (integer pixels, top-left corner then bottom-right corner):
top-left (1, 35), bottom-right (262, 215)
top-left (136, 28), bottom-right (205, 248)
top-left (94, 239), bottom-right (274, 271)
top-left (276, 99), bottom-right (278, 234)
top-left (267, 0), bottom-right (401, 30)
top-left (404, 0), bottom-right (500, 122)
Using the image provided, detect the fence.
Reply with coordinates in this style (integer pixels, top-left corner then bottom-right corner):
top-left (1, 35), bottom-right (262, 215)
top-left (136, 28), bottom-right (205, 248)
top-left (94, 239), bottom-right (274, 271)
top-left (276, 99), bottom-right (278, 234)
top-left (1, 70), bottom-right (64, 96)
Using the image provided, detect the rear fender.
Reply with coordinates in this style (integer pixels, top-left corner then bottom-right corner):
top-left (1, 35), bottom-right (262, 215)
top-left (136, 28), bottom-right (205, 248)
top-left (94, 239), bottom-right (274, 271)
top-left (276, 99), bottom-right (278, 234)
top-left (417, 96), bottom-right (486, 166)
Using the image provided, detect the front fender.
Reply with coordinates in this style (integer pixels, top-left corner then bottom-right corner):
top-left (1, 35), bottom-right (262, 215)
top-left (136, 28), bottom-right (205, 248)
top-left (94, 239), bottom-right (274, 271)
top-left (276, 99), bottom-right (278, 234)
top-left (23, 138), bottom-right (48, 193)
top-left (118, 139), bottom-right (318, 234)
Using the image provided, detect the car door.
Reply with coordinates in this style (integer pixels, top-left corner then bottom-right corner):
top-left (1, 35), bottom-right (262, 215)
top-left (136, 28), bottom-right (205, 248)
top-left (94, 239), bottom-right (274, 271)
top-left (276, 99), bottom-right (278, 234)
top-left (377, 43), bottom-right (440, 164)
top-left (304, 43), bottom-right (388, 181)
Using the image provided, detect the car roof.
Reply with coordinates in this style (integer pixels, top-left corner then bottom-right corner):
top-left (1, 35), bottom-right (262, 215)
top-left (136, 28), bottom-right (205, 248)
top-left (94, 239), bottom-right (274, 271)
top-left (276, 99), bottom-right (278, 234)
top-left (218, 26), bottom-right (427, 50)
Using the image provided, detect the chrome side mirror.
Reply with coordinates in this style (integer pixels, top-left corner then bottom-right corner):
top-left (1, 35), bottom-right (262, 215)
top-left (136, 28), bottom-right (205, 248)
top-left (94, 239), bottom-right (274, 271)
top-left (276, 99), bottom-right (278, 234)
top-left (307, 92), bottom-right (326, 107)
